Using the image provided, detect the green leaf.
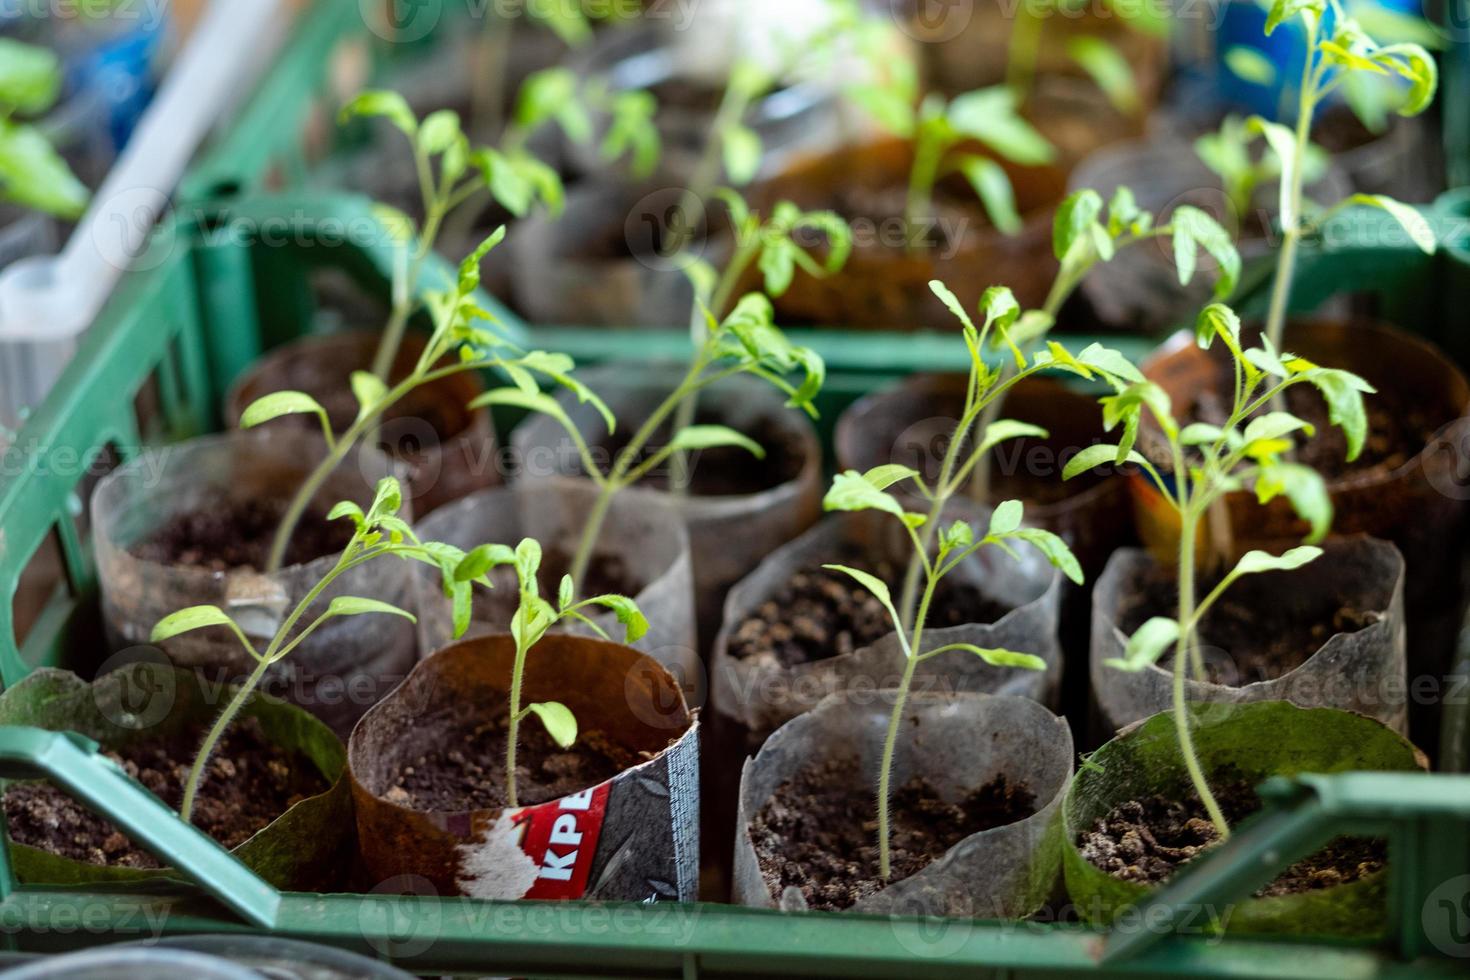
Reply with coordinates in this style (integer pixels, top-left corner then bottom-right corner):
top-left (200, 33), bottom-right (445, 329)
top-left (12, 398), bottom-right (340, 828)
top-left (515, 68), bottom-right (578, 133)
top-left (722, 123), bottom-right (763, 184)
top-left (526, 701), bottom-right (577, 748)
top-left (472, 147), bottom-right (533, 217)
top-left (1010, 528), bottom-right (1084, 585)
top-left (668, 425), bottom-right (765, 459)
top-left (1244, 412), bottom-right (1315, 445)
top-left (455, 543), bottom-right (517, 582)
top-left (930, 280), bottom-right (975, 332)
top-left (1067, 36), bottom-right (1139, 114)
top-left (239, 391), bottom-right (330, 431)
top-left (367, 477), bottom-right (403, 522)
top-left (1053, 189), bottom-right (1104, 262)
top-left (1230, 546), bottom-right (1324, 577)
top-left (822, 564), bottom-right (901, 635)
top-left (1074, 343), bottom-right (1145, 384)
top-left (988, 499), bottom-right (1024, 535)
top-left (417, 109), bottom-right (462, 154)
top-left (956, 154), bottom-right (1021, 235)
top-left (1266, 0), bottom-right (1326, 35)
top-left (978, 420), bottom-right (1047, 457)
top-left (758, 239), bottom-right (795, 296)
top-left (514, 538), bottom-right (543, 593)
top-left (327, 501), bottom-right (364, 526)
top-left (946, 644), bottom-right (1047, 671)
top-left (1106, 617), bottom-right (1180, 672)
top-left (1180, 423), bottom-right (1227, 446)
top-left (0, 121), bottom-right (88, 218)
top-left (1372, 43), bottom-right (1437, 116)
top-left (822, 470), bottom-right (922, 525)
top-left (1297, 368), bottom-right (1373, 461)
top-left (0, 38), bottom-right (61, 114)
top-left (349, 371), bottom-right (387, 418)
top-left (1247, 116), bottom-right (1301, 229)
top-left (1195, 302), bottom-right (1244, 353)
top-left (581, 594), bottom-right (649, 643)
top-left (558, 575), bottom-right (574, 610)
top-left (947, 87), bottom-right (1054, 166)
top-left (940, 520), bottom-right (974, 552)
top-left (862, 464), bottom-right (921, 491)
top-left (339, 90), bottom-right (416, 135)
top-left (452, 582), bottom-right (473, 639)
top-left (326, 597), bottom-right (416, 622)
top-left (1063, 443), bottom-right (1147, 480)
top-left (1224, 45), bottom-right (1278, 87)
top-left (1256, 461), bottom-right (1333, 543)
top-left (1171, 206), bottom-right (1241, 299)
top-left (1344, 194), bottom-right (1435, 253)
top-left (150, 606), bottom-right (240, 643)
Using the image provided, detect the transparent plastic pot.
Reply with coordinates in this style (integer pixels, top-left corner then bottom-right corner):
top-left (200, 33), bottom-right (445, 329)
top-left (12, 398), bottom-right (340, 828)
top-left (512, 366), bottom-right (824, 648)
top-left (732, 690), bottom-right (1073, 918)
top-left (1091, 537), bottom-right (1408, 738)
top-left (710, 507), bottom-right (1065, 740)
top-left (1067, 137), bottom-right (1351, 331)
top-left (507, 178), bottom-right (732, 329)
top-left (410, 478), bottom-right (698, 688)
top-left (1, 948), bottom-right (256, 980)
top-left (91, 429), bottom-right (417, 737)
top-left (225, 330), bottom-right (497, 517)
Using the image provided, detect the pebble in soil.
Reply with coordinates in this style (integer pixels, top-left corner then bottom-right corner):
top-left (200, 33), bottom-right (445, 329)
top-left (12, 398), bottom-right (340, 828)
top-left (2, 717), bottom-right (327, 868)
top-left (1078, 779), bottom-right (1385, 896)
top-left (729, 559), bottom-right (1013, 669)
top-left (751, 755), bottom-right (1036, 911)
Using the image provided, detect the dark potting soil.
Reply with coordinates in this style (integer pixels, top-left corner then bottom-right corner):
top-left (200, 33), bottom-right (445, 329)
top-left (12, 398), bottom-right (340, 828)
top-left (1078, 779), bottom-right (1385, 896)
top-left (827, 183), bottom-right (983, 254)
top-left (751, 754), bottom-right (1036, 911)
top-left (587, 411), bottom-right (805, 497)
top-left (2, 717), bottom-right (326, 868)
top-left (132, 498), bottom-right (353, 571)
top-left (381, 712), bottom-right (651, 812)
top-left (1120, 573), bottom-right (1380, 684)
top-left (728, 558), bottom-right (1014, 668)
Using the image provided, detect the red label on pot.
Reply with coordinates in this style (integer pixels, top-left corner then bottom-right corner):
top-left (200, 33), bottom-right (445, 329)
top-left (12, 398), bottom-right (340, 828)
top-left (510, 782), bottom-right (611, 900)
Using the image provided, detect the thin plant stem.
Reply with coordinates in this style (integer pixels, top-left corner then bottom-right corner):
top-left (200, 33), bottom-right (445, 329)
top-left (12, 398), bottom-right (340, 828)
top-left (1173, 506), bottom-right (1231, 839)
top-left (878, 573), bottom-right (936, 880)
top-left (505, 631), bottom-right (530, 808)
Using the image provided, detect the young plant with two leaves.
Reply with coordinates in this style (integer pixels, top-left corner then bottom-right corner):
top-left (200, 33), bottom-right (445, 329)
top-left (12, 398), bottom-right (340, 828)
top-left (1003, 0), bottom-right (1161, 118)
top-left (446, 537), bottom-right (648, 807)
top-left (242, 230), bottom-right (603, 575)
top-left (1219, 0), bottom-right (1439, 352)
top-left (149, 477), bottom-right (492, 824)
top-left (0, 37), bottom-right (88, 219)
top-left (1063, 302), bottom-right (1373, 837)
top-left (820, 463), bottom-right (1082, 882)
top-left (342, 72), bottom-right (659, 380)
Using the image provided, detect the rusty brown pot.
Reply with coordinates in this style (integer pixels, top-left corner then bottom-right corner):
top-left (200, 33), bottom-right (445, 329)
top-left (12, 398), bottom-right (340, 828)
top-left (746, 138), bottom-right (1067, 329)
top-left (1134, 318), bottom-right (1470, 750)
top-left (348, 634), bottom-right (698, 900)
top-left (226, 331), bottom-right (496, 516)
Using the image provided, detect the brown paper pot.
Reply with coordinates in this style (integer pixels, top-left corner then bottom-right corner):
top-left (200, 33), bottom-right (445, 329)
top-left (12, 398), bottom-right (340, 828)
top-left (711, 508), bottom-right (1064, 740)
top-left (732, 690), bottom-right (1072, 918)
top-left (348, 635), bottom-right (699, 901)
top-left (747, 137), bottom-right (1066, 329)
top-left (410, 479), bottom-right (698, 686)
top-left (1134, 319), bottom-right (1470, 747)
top-left (1091, 537), bottom-right (1407, 736)
top-left (92, 431), bottom-right (417, 737)
top-left (512, 366), bottom-right (824, 647)
top-left (226, 330), bottom-right (496, 517)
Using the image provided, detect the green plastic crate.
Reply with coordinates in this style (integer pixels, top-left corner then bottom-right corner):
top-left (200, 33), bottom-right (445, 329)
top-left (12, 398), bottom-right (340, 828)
top-left (0, 189), bottom-right (1467, 976)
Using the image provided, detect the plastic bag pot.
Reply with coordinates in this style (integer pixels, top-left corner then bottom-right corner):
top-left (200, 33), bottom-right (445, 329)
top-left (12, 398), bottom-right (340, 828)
top-left (563, 21), bottom-right (842, 184)
top-left (0, 662), bottom-right (353, 892)
top-left (1091, 538), bottom-right (1407, 736)
top-left (1133, 319), bottom-right (1470, 747)
top-left (410, 479), bottom-right (698, 685)
top-left (226, 330), bottom-right (497, 517)
top-left (1068, 140), bottom-right (1351, 331)
top-left (512, 366), bottom-right (824, 647)
top-left (732, 691), bottom-right (1072, 917)
top-left (92, 430), bottom-right (417, 737)
top-left (1063, 700), bottom-right (1426, 936)
top-left (747, 138), bottom-right (1067, 328)
top-left (507, 179), bottom-right (732, 329)
top-left (347, 634), bottom-right (699, 901)
top-left (711, 508), bottom-right (1065, 740)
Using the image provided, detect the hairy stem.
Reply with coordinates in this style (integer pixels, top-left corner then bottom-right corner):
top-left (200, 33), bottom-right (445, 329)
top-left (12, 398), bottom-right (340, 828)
top-left (1174, 509), bottom-right (1230, 839)
top-left (505, 632), bottom-right (530, 809)
top-left (180, 655), bottom-right (270, 823)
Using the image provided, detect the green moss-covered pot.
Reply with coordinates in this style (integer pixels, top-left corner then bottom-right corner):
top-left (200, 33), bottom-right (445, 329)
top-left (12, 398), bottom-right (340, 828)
top-left (0, 663), bottom-right (353, 891)
top-left (1063, 701), bottom-right (1425, 937)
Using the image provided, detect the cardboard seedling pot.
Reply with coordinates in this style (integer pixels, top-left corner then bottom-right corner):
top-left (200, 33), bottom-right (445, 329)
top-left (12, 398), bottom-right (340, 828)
top-left (512, 367), bottom-right (824, 648)
top-left (0, 662), bottom-right (353, 892)
top-left (410, 479), bottom-right (698, 686)
top-left (1091, 537), bottom-right (1407, 737)
top-left (732, 690), bottom-right (1073, 918)
top-left (92, 430), bottom-right (417, 737)
top-left (348, 634), bottom-right (699, 901)
top-left (1063, 700), bottom-right (1426, 936)
top-left (225, 330), bottom-right (496, 518)
top-left (746, 137), bottom-right (1067, 329)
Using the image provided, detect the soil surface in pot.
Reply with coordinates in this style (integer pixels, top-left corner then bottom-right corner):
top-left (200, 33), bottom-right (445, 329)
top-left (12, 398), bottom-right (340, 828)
top-left (751, 754), bottom-right (1035, 911)
top-left (1078, 777), bottom-right (1385, 896)
top-left (1119, 572), bottom-right (1380, 685)
top-left (132, 499), bottom-right (352, 571)
top-left (380, 711), bottom-right (666, 812)
top-left (2, 717), bottom-right (327, 868)
top-left (583, 411), bottom-right (806, 497)
top-left (728, 558), bottom-right (1013, 668)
